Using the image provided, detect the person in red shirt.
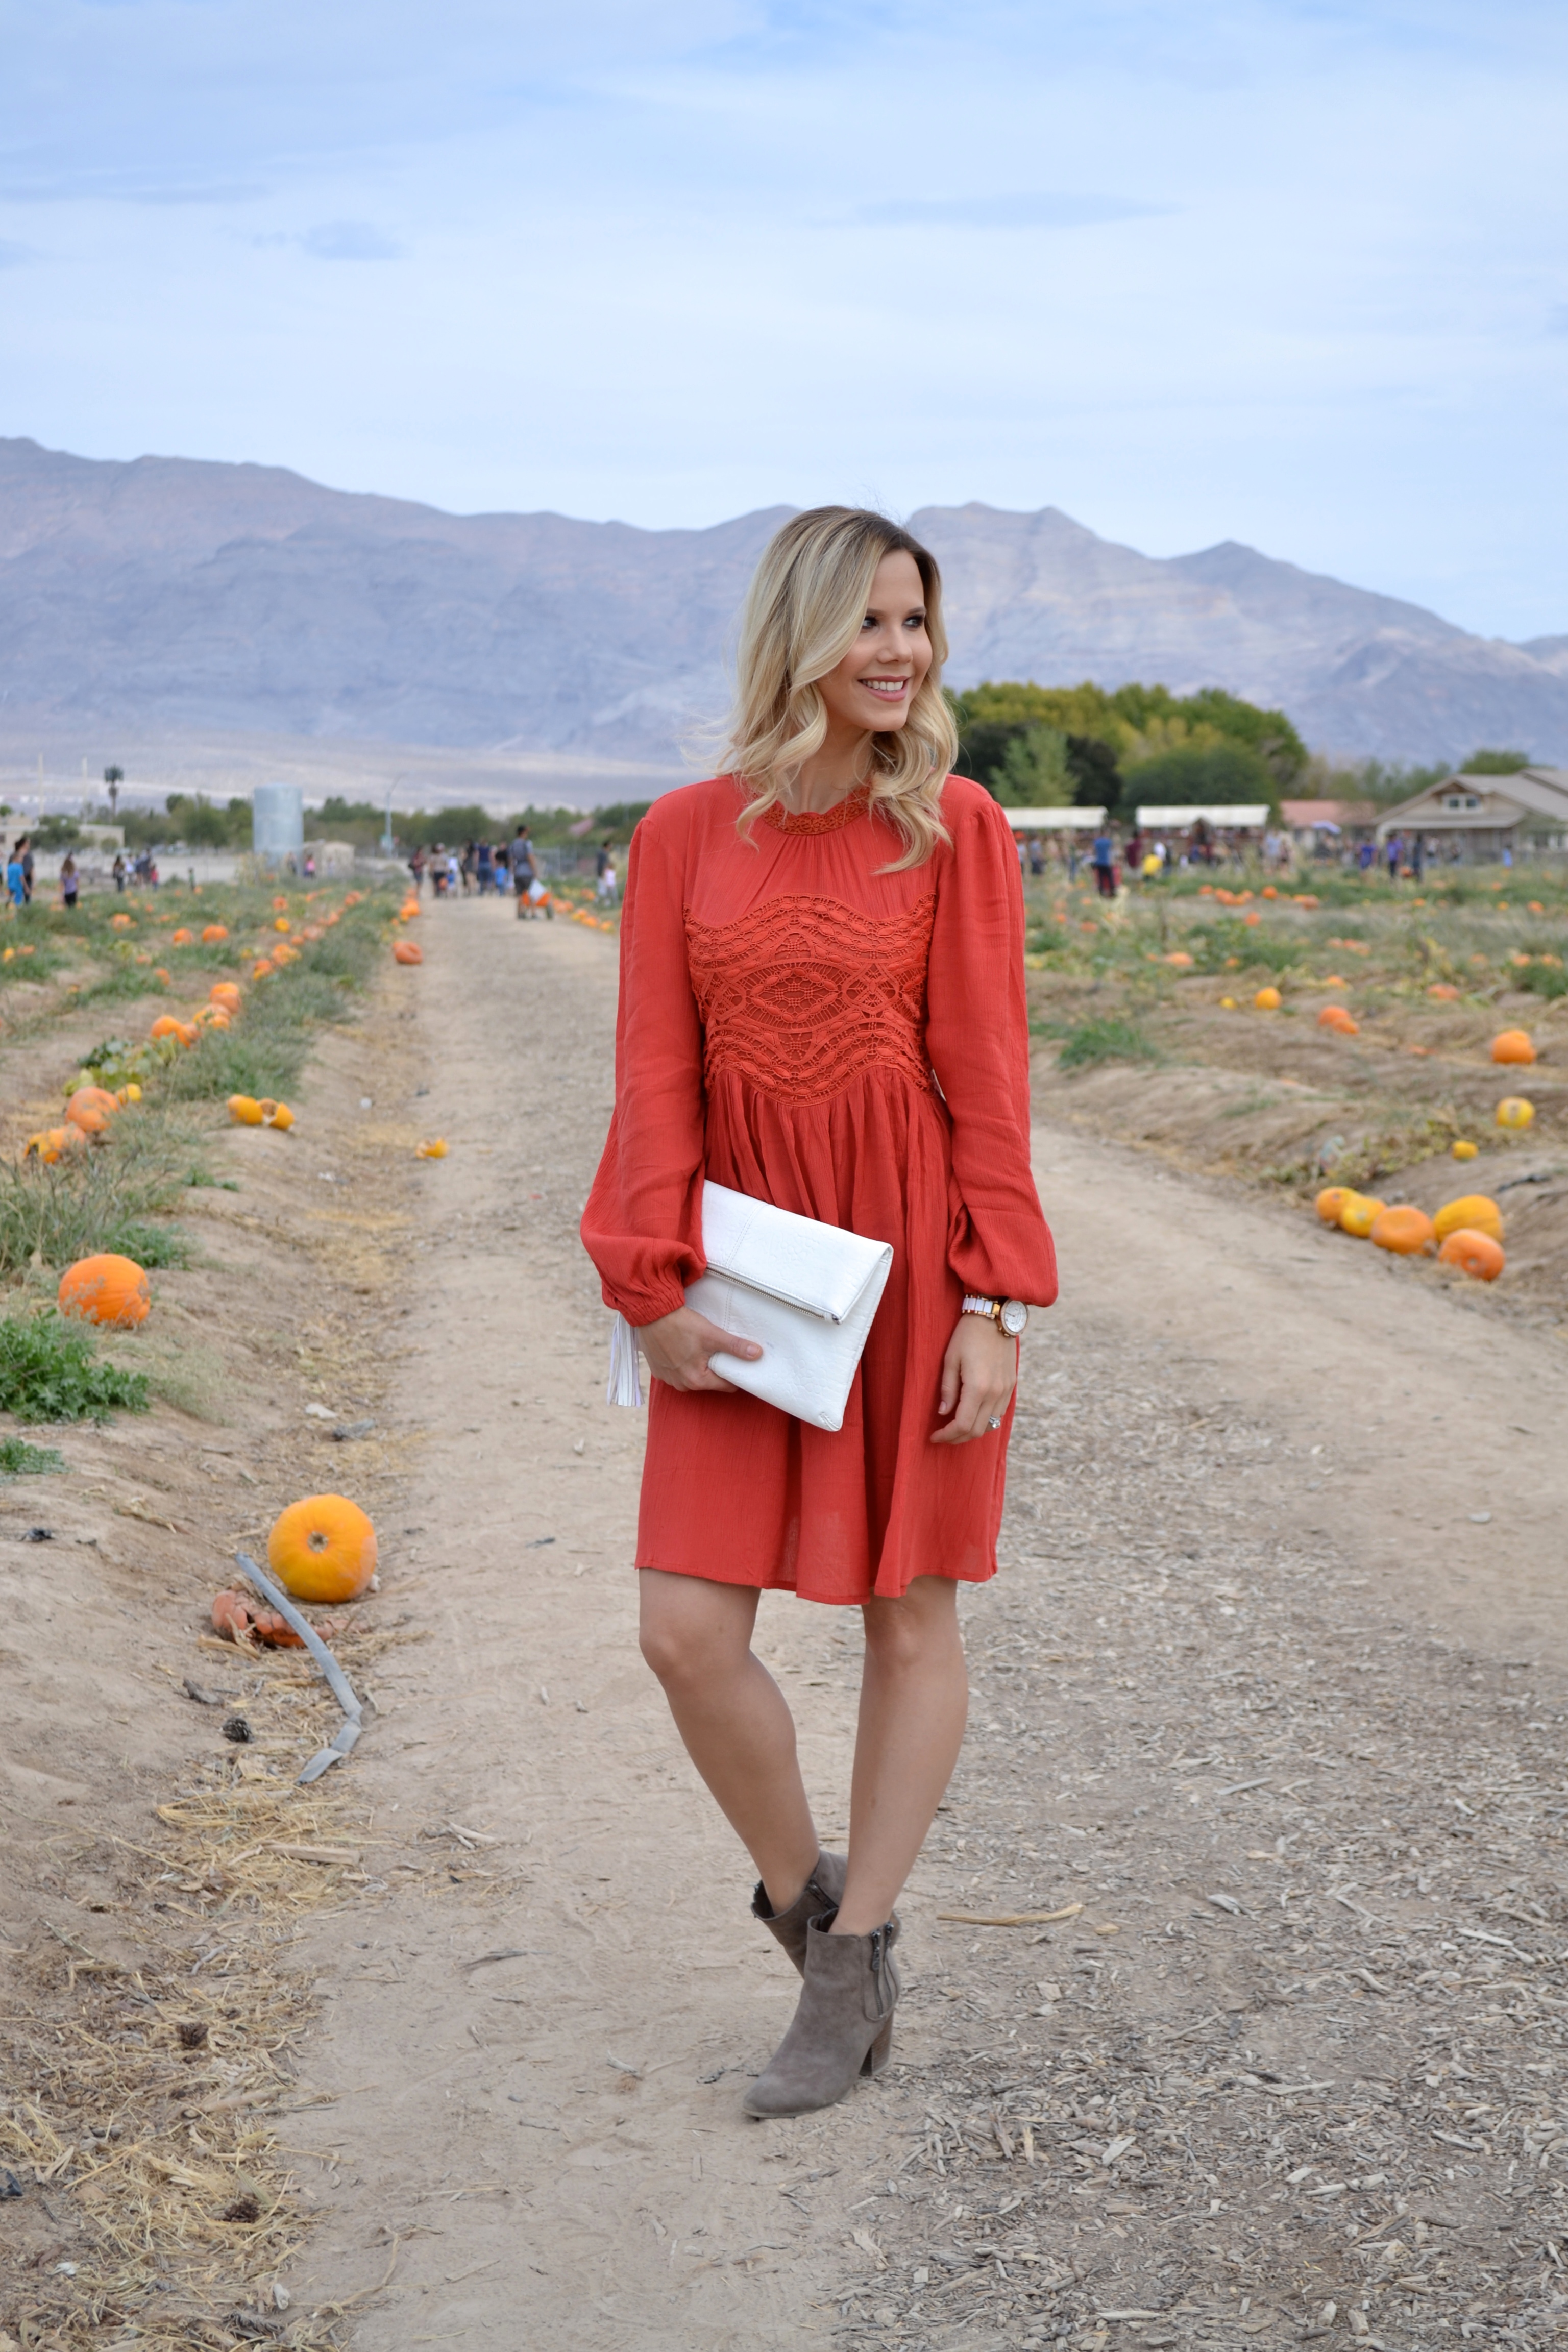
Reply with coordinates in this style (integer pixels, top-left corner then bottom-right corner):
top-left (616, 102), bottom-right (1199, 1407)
top-left (582, 508), bottom-right (1057, 2117)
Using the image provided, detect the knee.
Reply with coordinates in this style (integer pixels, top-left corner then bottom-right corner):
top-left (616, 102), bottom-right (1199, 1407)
top-left (863, 1589), bottom-right (959, 1678)
top-left (639, 1615), bottom-right (735, 1694)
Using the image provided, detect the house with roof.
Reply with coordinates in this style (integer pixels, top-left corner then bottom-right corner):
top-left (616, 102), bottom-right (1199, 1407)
top-left (1373, 768), bottom-right (1568, 862)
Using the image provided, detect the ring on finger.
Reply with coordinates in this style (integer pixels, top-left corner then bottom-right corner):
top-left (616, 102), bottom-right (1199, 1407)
top-left (987, 1415), bottom-right (1001, 1431)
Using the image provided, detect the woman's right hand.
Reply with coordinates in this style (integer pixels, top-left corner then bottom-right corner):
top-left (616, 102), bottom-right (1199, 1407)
top-left (636, 1305), bottom-right (762, 1393)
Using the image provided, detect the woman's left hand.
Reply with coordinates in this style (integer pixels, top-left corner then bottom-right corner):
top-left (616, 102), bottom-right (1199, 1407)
top-left (930, 1314), bottom-right (1017, 1445)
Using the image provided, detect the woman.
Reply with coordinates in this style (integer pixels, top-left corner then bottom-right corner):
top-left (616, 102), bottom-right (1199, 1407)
top-left (580, 507), bottom-right (1056, 2118)
top-left (59, 851), bottom-right (79, 910)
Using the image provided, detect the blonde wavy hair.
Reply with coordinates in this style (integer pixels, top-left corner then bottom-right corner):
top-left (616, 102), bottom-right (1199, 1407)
top-left (721, 506), bottom-right (959, 871)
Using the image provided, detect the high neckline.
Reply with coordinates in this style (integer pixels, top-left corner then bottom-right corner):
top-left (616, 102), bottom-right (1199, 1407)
top-left (756, 782), bottom-right (873, 835)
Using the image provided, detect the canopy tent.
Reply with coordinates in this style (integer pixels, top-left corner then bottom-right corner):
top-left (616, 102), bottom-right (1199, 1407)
top-left (1134, 804), bottom-right (1270, 828)
top-left (994, 806), bottom-right (1106, 830)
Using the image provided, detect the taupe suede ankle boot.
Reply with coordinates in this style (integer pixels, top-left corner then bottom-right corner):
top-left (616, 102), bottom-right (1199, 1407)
top-left (751, 1850), bottom-right (847, 1976)
top-left (743, 1908), bottom-right (901, 2118)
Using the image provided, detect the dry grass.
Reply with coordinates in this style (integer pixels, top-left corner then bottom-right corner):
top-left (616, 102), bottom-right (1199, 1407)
top-left (0, 1649), bottom-right (395, 2351)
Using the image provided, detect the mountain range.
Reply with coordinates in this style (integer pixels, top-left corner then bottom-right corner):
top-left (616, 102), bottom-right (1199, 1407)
top-left (2, 435), bottom-right (1565, 772)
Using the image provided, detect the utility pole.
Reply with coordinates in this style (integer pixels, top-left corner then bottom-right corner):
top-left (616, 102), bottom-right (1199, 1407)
top-left (104, 766), bottom-right (124, 821)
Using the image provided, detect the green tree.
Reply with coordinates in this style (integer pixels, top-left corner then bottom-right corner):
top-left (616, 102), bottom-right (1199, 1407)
top-left (1463, 748), bottom-right (1532, 774)
top-left (1122, 740), bottom-right (1279, 812)
top-left (995, 725), bottom-right (1071, 805)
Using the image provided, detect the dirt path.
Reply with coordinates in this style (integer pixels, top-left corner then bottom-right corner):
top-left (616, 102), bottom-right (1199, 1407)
top-left (290, 898), bottom-right (1568, 2351)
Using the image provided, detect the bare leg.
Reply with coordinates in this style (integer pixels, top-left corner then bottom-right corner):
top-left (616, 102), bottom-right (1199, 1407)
top-left (833, 1576), bottom-right (968, 1935)
top-left (638, 1569), bottom-right (820, 1912)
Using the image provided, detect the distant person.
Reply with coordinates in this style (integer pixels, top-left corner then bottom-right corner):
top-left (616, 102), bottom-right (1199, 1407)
top-left (5, 844), bottom-right (23, 908)
top-left (1091, 826), bottom-right (1116, 899)
top-left (1385, 832), bottom-right (1402, 882)
top-left (1027, 835), bottom-right (1045, 877)
top-left (303, 851), bottom-right (316, 879)
top-left (596, 837), bottom-right (618, 906)
top-left (430, 843), bottom-right (447, 899)
top-left (60, 851), bottom-right (79, 910)
top-left (460, 843), bottom-right (476, 896)
top-left (409, 847), bottom-right (427, 894)
top-left (1358, 840), bottom-right (1375, 874)
top-left (477, 840), bottom-right (494, 895)
top-left (17, 837), bottom-right (34, 903)
top-left (512, 825), bottom-right (538, 919)
top-left (112, 851), bottom-right (126, 893)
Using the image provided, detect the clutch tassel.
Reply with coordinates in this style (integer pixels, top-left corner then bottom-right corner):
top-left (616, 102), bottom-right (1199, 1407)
top-left (606, 1311), bottom-right (644, 1409)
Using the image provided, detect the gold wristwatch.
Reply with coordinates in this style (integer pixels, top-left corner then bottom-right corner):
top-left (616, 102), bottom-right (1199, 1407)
top-left (961, 1294), bottom-right (1029, 1337)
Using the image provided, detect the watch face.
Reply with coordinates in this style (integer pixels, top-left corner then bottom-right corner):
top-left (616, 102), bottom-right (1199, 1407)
top-left (1000, 1298), bottom-right (1028, 1337)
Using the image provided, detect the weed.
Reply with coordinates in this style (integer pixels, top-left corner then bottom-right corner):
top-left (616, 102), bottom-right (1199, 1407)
top-left (0, 1435), bottom-right (65, 1476)
top-left (0, 1110), bottom-right (205, 1275)
top-left (0, 1312), bottom-right (151, 1422)
top-left (1057, 1016), bottom-right (1161, 1070)
top-left (1518, 962), bottom-right (1568, 1001)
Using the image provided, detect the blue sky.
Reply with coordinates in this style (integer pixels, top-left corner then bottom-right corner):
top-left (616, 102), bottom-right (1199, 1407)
top-left (3, 0), bottom-right (1565, 638)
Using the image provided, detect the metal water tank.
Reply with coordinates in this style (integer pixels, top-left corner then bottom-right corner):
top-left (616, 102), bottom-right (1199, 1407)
top-left (252, 783), bottom-right (304, 868)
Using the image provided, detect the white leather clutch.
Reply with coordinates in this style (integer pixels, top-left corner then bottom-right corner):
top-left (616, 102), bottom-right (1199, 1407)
top-left (606, 1181), bottom-right (894, 1432)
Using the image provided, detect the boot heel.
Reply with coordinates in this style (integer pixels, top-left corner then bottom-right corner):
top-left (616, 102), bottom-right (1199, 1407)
top-left (861, 2014), bottom-right (894, 2076)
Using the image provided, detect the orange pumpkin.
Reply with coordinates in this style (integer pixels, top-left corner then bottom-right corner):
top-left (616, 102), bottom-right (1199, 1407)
top-left (65, 1085), bottom-right (120, 1136)
top-left (1433, 1194), bottom-right (1503, 1243)
top-left (23, 1126), bottom-right (81, 1164)
top-left (393, 940), bottom-right (424, 965)
top-left (267, 1493), bottom-right (378, 1604)
top-left (154, 967), bottom-right (172, 985)
top-left (252, 958), bottom-right (275, 978)
top-left (1427, 982), bottom-right (1459, 1001)
top-left (1338, 1193), bottom-right (1385, 1238)
top-left (1315, 1185), bottom-right (1352, 1224)
top-left (170, 927), bottom-right (193, 945)
top-left (228, 1094), bottom-right (265, 1125)
top-left (1369, 1205), bottom-right (1435, 1255)
top-left (58, 1252), bottom-right (151, 1327)
top-left (202, 923), bottom-right (229, 943)
top-left (274, 916), bottom-right (291, 934)
top-left (273, 895), bottom-right (288, 912)
top-left (210, 981), bottom-right (242, 1009)
top-left (1318, 1004), bottom-right (1358, 1034)
top-left (1254, 986), bottom-right (1281, 1010)
top-left (149, 1013), bottom-right (184, 1040)
top-left (1452, 1139), bottom-right (1478, 1160)
top-left (1492, 1028), bottom-right (1536, 1065)
top-left (416, 1137), bottom-right (448, 1158)
top-left (110, 912), bottom-right (135, 929)
top-left (268, 1103), bottom-right (296, 1131)
top-left (1438, 1229), bottom-right (1505, 1282)
top-left (1496, 1096), bottom-right (1535, 1130)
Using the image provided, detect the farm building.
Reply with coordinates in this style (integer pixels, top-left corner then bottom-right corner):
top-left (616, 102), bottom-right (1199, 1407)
top-left (1373, 767), bottom-right (1568, 862)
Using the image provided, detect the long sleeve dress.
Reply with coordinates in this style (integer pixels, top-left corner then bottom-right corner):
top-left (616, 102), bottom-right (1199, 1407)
top-left (579, 771), bottom-right (1058, 1606)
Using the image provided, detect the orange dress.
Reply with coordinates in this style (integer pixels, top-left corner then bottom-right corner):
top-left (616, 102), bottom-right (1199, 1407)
top-left (580, 772), bottom-right (1058, 1605)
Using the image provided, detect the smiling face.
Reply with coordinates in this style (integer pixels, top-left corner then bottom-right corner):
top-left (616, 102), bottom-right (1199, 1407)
top-left (815, 549), bottom-right (933, 746)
